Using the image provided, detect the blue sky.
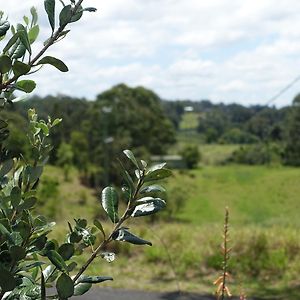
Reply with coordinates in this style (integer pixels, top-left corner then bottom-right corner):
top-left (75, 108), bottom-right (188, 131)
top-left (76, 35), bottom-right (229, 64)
top-left (4, 0), bottom-right (300, 106)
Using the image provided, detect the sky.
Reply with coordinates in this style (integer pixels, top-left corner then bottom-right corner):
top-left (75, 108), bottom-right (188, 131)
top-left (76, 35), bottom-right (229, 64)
top-left (3, 0), bottom-right (300, 106)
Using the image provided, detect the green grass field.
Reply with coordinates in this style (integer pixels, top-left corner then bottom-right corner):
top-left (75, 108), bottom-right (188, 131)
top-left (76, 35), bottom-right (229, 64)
top-left (41, 164), bottom-right (300, 299)
top-left (166, 165), bottom-right (300, 227)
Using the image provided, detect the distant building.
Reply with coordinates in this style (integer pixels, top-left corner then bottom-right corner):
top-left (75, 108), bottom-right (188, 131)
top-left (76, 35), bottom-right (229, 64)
top-left (184, 106), bottom-right (194, 112)
top-left (151, 155), bottom-right (186, 169)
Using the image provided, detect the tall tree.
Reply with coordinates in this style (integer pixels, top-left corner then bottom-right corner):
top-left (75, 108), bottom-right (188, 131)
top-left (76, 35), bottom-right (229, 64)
top-left (284, 94), bottom-right (300, 165)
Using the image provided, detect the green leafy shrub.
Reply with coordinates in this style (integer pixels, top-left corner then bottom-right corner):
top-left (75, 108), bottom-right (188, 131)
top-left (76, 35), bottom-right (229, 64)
top-left (180, 145), bottom-right (201, 169)
top-left (227, 143), bottom-right (282, 165)
top-left (0, 2), bottom-right (171, 299)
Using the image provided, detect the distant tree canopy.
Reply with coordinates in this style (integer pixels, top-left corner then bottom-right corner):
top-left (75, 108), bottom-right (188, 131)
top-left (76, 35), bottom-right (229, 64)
top-left (12, 84), bottom-right (176, 185)
top-left (7, 83), bottom-right (299, 169)
top-left (195, 103), bottom-right (288, 144)
top-left (284, 94), bottom-right (300, 166)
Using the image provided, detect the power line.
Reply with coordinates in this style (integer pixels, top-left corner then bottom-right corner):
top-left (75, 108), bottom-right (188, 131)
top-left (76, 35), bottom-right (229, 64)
top-left (264, 75), bottom-right (300, 107)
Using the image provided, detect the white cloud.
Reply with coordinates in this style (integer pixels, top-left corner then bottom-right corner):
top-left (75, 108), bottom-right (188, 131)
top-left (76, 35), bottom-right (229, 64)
top-left (3, 0), bottom-right (300, 106)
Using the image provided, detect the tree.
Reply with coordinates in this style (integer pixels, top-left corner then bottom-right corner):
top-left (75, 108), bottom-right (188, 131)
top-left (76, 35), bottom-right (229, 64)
top-left (180, 145), bottom-right (201, 169)
top-left (284, 94), bottom-right (300, 165)
top-left (57, 142), bottom-right (74, 181)
top-left (81, 84), bottom-right (176, 185)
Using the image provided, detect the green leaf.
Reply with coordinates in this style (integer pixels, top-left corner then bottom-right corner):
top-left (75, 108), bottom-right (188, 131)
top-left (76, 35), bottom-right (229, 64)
top-left (12, 60), bottom-right (31, 77)
top-left (122, 169), bottom-right (134, 194)
top-left (58, 243), bottom-right (74, 261)
top-left (47, 250), bottom-right (68, 273)
top-left (16, 80), bottom-right (36, 93)
top-left (17, 23), bottom-right (31, 54)
top-left (52, 118), bottom-right (62, 127)
top-left (56, 273), bottom-right (74, 299)
top-left (73, 283), bottom-right (92, 296)
top-left (147, 162), bottom-right (167, 172)
top-left (36, 56), bottom-right (68, 72)
top-left (28, 25), bottom-right (39, 43)
top-left (12, 43), bottom-right (26, 59)
top-left (93, 219), bottom-right (105, 238)
top-left (81, 7), bottom-right (97, 12)
top-left (76, 275), bottom-right (113, 284)
top-left (24, 165), bottom-right (43, 183)
top-left (38, 122), bottom-right (49, 136)
top-left (0, 159), bottom-right (14, 178)
top-left (0, 266), bottom-right (16, 292)
top-left (18, 261), bottom-right (45, 272)
top-left (59, 5), bottom-right (72, 27)
top-left (70, 6), bottom-right (83, 23)
top-left (23, 15), bottom-right (30, 25)
top-left (11, 186), bottom-right (22, 208)
top-left (14, 221), bottom-right (31, 240)
top-left (0, 55), bottom-right (12, 73)
top-left (101, 187), bottom-right (119, 223)
top-left (44, 0), bottom-right (55, 32)
top-left (140, 184), bottom-right (166, 194)
top-left (131, 197), bottom-right (166, 217)
top-left (123, 149), bottom-right (139, 169)
top-left (0, 20), bottom-right (10, 37)
top-left (10, 245), bottom-right (26, 261)
top-left (30, 7), bottom-right (38, 25)
top-left (3, 32), bottom-right (19, 53)
top-left (144, 169), bottom-right (172, 182)
top-left (112, 228), bottom-right (152, 246)
top-left (19, 197), bottom-right (37, 210)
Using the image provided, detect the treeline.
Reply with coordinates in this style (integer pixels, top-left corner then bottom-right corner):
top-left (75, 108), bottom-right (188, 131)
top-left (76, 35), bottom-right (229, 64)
top-left (163, 97), bottom-right (300, 166)
top-left (164, 99), bottom-right (290, 144)
top-left (3, 84), bottom-right (176, 186)
top-left (2, 83), bottom-right (300, 177)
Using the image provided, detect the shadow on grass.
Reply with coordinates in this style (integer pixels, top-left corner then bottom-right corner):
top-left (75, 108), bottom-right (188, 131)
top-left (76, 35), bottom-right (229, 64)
top-left (160, 292), bottom-right (251, 300)
top-left (253, 283), bottom-right (300, 300)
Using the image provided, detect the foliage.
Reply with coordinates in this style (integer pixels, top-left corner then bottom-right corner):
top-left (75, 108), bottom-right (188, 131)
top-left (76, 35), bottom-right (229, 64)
top-left (284, 93), bottom-right (300, 166)
top-left (0, 2), bottom-right (170, 299)
top-left (219, 128), bottom-right (259, 144)
top-left (180, 145), bottom-right (201, 169)
top-left (228, 143), bottom-right (282, 165)
top-left (13, 85), bottom-right (176, 185)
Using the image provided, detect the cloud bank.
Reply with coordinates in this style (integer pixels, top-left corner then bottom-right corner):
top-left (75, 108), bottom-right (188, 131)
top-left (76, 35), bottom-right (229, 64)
top-left (4, 0), bottom-right (300, 106)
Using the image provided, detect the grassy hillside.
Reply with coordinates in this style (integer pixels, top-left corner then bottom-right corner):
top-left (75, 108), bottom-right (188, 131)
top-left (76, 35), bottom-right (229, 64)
top-left (40, 164), bottom-right (300, 299)
top-left (166, 165), bottom-right (300, 227)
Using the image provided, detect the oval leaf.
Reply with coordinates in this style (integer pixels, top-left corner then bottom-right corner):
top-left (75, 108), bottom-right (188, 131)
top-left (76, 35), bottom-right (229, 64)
top-left (36, 56), bottom-right (68, 72)
top-left (0, 55), bottom-right (12, 73)
top-left (112, 228), bottom-right (152, 246)
top-left (44, 0), bottom-right (55, 32)
top-left (73, 283), bottom-right (92, 296)
top-left (59, 5), bottom-right (72, 27)
top-left (140, 184), bottom-right (166, 194)
top-left (76, 275), bottom-right (113, 284)
top-left (0, 266), bottom-right (16, 292)
top-left (12, 60), bottom-right (31, 77)
top-left (47, 250), bottom-right (68, 273)
top-left (28, 24), bottom-right (39, 43)
top-left (101, 187), bottom-right (119, 223)
top-left (58, 243), bottom-right (74, 261)
top-left (144, 169), bottom-right (172, 182)
top-left (16, 80), bottom-right (36, 93)
top-left (131, 197), bottom-right (166, 217)
top-left (17, 24), bottom-right (31, 54)
top-left (123, 149), bottom-right (139, 168)
top-left (56, 273), bottom-right (74, 299)
top-left (0, 20), bottom-right (10, 37)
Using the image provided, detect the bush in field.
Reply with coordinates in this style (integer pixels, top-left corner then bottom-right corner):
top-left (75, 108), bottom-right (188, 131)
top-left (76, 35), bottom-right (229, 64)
top-left (228, 143), bottom-right (282, 165)
top-left (0, 2), bottom-right (170, 299)
top-left (180, 145), bottom-right (201, 169)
